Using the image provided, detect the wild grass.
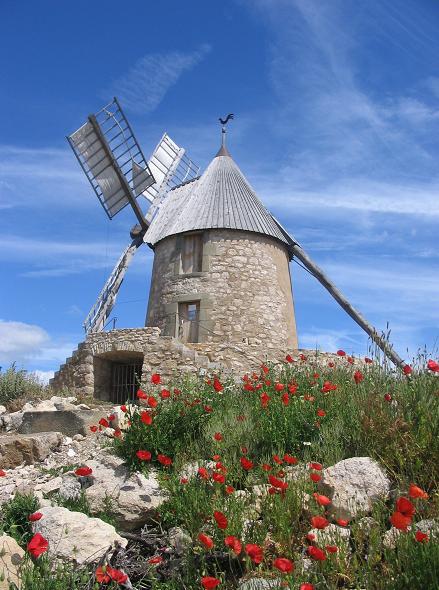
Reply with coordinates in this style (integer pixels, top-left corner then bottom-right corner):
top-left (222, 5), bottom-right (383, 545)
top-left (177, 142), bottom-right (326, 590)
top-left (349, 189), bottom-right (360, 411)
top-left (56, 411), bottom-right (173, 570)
top-left (0, 363), bottom-right (48, 408)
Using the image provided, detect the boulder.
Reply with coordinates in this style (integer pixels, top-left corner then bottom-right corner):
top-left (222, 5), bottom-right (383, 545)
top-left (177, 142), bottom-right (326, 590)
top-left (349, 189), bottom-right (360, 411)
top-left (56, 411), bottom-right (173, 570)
top-left (1, 411), bottom-right (24, 432)
top-left (0, 406), bottom-right (6, 416)
top-left (32, 506), bottom-right (127, 564)
top-left (239, 579), bottom-right (282, 589)
top-left (0, 534), bottom-right (26, 589)
top-left (18, 409), bottom-right (103, 437)
top-left (0, 432), bottom-right (63, 469)
top-left (84, 451), bottom-right (166, 531)
top-left (319, 457), bottom-right (390, 519)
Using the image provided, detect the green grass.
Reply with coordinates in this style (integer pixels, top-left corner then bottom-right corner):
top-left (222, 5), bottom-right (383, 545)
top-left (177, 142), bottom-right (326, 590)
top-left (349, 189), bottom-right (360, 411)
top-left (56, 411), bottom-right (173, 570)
top-left (5, 354), bottom-right (439, 589)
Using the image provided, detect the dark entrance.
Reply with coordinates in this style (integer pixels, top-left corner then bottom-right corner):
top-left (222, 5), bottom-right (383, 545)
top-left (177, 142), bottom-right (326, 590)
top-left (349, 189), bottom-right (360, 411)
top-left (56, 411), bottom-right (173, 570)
top-left (111, 361), bottom-right (142, 404)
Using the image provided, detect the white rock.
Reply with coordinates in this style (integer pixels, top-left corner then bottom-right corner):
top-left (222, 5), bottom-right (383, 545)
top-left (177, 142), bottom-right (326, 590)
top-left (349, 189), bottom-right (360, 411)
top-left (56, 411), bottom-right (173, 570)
top-left (239, 579), bottom-right (282, 589)
top-left (67, 448), bottom-right (76, 458)
top-left (168, 527), bottom-right (192, 555)
top-left (32, 506), bottom-right (127, 564)
top-left (58, 474), bottom-right (82, 501)
top-left (0, 406), bottom-right (7, 416)
top-left (0, 534), bottom-right (26, 589)
top-left (307, 524), bottom-right (351, 553)
top-left (35, 476), bottom-right (63, 495)
top-left (319, 457), bottom-right (391, 519)
top-left (84, 456), bottom-right (166, 531)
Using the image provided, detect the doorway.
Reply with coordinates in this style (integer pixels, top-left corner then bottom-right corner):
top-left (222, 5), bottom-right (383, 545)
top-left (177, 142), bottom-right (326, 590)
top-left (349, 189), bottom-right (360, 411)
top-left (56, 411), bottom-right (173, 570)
top-left (111, 361), bottom-right (142, 404)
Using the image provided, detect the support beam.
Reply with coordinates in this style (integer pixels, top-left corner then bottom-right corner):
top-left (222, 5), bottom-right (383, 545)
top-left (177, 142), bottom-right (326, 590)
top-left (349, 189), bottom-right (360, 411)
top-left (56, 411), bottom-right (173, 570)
top-left (291, 244), bottom-right (405, 369)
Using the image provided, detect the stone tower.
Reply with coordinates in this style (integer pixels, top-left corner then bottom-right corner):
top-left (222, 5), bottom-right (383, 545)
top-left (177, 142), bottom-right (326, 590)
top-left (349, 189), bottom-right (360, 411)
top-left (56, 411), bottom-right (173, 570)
top-left (143, 142), bottom-right (298, 360)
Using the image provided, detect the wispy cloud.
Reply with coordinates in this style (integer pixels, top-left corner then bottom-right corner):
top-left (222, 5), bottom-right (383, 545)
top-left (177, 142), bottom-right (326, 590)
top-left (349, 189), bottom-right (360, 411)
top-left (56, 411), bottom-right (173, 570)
top-left (107, 45), bottom-right (211, 115)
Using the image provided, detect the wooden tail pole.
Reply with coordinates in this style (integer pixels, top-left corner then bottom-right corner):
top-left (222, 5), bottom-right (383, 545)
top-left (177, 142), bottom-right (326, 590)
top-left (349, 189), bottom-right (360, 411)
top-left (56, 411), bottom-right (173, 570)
top-left (291, 244), bottom-right (405, 369)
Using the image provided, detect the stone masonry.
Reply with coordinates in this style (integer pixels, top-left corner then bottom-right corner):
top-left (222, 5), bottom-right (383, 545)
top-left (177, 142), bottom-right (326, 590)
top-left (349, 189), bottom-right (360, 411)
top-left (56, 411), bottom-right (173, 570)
top-left (146, 229), bottom-right (298, 353)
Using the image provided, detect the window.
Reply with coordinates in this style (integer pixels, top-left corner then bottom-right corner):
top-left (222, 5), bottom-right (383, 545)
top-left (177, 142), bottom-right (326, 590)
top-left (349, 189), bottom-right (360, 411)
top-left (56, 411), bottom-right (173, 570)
top-left (178, 301), bottom-right (200, 343)
top-left (181, 233), bottom-right (203, 274)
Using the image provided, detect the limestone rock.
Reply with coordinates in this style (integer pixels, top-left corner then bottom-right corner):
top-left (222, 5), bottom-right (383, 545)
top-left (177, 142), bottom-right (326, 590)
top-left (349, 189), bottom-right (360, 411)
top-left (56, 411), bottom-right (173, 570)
top-left (1, 411), bottom-right (24, 432)
top-left (0, 432), bottom-right (63, 469)
top-left (307, 523), bottom-right (351, 553)
top-left (32, 506), bottom-right (127, 564)
top-left (168, 527), bottom-right (192, 555)
top-left (239, 579), bottom-right (282, 589)
top-left (18, 409), bottom-right (103, 437)
top-left (319, 457), bottom-right (390, 519)
top-left (0, 534), bottom-right (26, 589)
top-left (0, 406), bottom-right (6, 416)
top-left (415, 519), bottom-right (439, 540)
top-left (84, 454), bottom-right (166, 531)
top-left (58, 474), bottom-right (82, 501)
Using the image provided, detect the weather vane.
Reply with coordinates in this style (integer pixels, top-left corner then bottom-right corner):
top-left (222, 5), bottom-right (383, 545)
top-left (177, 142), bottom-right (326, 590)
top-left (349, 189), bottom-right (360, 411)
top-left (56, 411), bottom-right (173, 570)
top-left (218, 113), bottom-right (234, 147)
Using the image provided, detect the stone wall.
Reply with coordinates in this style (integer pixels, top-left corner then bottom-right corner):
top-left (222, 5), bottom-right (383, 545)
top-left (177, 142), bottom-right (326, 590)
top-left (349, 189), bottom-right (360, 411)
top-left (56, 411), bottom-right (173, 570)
top-left (146, 229), bottom-right (298, 355)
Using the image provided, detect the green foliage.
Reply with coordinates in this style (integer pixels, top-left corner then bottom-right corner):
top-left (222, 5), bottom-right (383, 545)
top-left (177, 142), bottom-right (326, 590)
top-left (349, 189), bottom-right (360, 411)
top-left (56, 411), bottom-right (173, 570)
top-left (0, 363), bottom-right (47, 406)
top-left (0, 492), bottom-right (39, 545)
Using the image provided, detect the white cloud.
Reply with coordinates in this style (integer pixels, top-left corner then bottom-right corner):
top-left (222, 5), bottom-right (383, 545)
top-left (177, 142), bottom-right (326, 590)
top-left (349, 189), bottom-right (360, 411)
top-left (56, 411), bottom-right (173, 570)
top-left (108, 45), bottom-right (211, 114)
top-left (32, 370), bottom-right (55, 384)
top-left (0, 319), bottom-right (76, 368)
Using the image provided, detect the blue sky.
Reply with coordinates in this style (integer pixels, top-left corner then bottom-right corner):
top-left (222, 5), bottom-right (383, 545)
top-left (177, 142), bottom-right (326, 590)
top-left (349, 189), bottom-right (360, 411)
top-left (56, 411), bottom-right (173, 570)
top-left (1, 0), bottom-right (438, 380)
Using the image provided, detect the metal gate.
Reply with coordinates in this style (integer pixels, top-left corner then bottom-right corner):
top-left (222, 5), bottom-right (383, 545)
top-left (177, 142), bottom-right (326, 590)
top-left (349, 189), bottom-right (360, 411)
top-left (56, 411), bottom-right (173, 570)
top-left (111, 362), bottom-right (142, 405)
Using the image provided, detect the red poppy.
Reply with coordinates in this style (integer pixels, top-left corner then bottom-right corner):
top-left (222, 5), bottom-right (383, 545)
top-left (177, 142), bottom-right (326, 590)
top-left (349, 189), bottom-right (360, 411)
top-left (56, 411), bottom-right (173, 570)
top-left (27, 533), bottom-right (49, 558)
top-left (274, 383), bottom-right (284, 392)
top-left (317, 409), bottom-right (326, 417)
top-left (140, 411), bottom-right (153, 425)
top-left (299, 354), bottom-right (307, 361)
top-left (136, 450), bottom-right (152, 461)
top-left (137, 389), bottom-right (147, 399)
top-left (260, 392), bottom-right (271, 408)
top-left (310, 473), bottom-right (322, 483)
top-left (281, 393), bottom-right (289, 406)
top-left (75, 466), bottom-right (92, 477)
top-left (337, 350), bottom-right (346, 356)
top-left (364, 357), bottom-right (373, 364)
top-left (99, 418), bottom-right (109, 428)
top-left (201, 577), bottom-right (221, 589)
top-left (213, 378), bottom-right (223, 392)
top-left (310, 515), bottom-right (330, 529)
top-left (245, 543), bottom-right (264, 564)
top-left (273, 557), bottom-right (294, 573)
top-left (213, 472), bottom-right (225, 484)
top-left (269, 475), bottom-right (288, 491)
top-left (0, 470), bottom-right (6, 477)
top-left (113, 428), bottom-right (122, 438)
top-left (107, 567), bottom-right (128, 584)
top-left (409, 484), bottom-right (428, 500)
top-left (427, 359), bottom-right (439, 372)
top-left (213, 511), bottom-right (228, 530)
top-left (300, 585), bottom-right (315, 590)
top-left (306, 533), bottom-right (316, 542)
top-left (403, 365), bottom-right (413, 376)
top-left (240, 457), bottom-right (254, 470)
top-left (307, 545), bottom-right (326, 561)
top-left (390, 511), bottom-right (412, 531)
top-left (325, 545), bottom-right (338, 553)
top-left (151, 373), bottom-right (161, 384)
top-left (328, 361), bottom-right (335, 368)
top-left (107, 414), bottom-right (116, 422)
top-left (147, 396), bottom-right (158, 408)
top-left (225, 485), bottom-right (235, 494)
top-left (336, 518), bottom-right (349, 527)
top-left (415, 530), bottom-right (429, 543)
top-left (225, 535), bottom-right (242, 555)
top-left (89, 425), bottom-right (98, 433)
top-left (180, 478), bottom-right (188, 484)
top-left (353, 370), bottom-right (364, 384)
top-left (157, 454), bottom-right (172, 466)
top-left (283, 454), bottom-right (298, 465)
top-left (288, 383), bottom-right (298, 394)
top-left (120, 404), bottom-right (127, 412)
top-left (204, 405), bottom-right (213, 413)
top-left (96, 566), bottom-right (110, 583)
top-left (273, 455), bottom-right (283, 465)
top-left (198, 467), bottom-right (210, 480)
top-left (347, 356), bottom-right (354, 364)
top-left (384, 393), bottom-right (392, 402)
top-left (309, 462), bottom-right (322, 471)
top-left (214, 432), bottom-right (223, 441)
top-left (28, 512), bottom-right (43, 522)
top-left (321, 381), bottom-right (337, 393)
top-left (174, 388), bottom-right (181, 395)
top-left (286, 354), bottom-right (294, 363)
top-left (261, 364), bottom-right (269, 374)
top-left (396, 497), bottom-right (415, 517)
top-left (261, 463), bottom-right (272, 471)
top-left (198, 533), bottom-right (214, 549)
top-left (313, 493), bottom-right (331, 507)
top-left (213, 454), bottom-right (221, 461)
top-left (148, 556), bottom-right (164, 565)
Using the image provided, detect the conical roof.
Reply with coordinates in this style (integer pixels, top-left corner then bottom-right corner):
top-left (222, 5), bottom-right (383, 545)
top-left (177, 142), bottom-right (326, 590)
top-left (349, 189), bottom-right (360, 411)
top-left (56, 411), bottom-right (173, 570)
top-left (144, 147), bottom-right (295, 255)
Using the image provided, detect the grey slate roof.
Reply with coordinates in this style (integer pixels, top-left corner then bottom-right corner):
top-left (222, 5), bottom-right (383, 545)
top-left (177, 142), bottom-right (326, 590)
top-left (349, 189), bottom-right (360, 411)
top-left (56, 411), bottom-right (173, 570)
top-left (144, 147), bottom-right (296, 256)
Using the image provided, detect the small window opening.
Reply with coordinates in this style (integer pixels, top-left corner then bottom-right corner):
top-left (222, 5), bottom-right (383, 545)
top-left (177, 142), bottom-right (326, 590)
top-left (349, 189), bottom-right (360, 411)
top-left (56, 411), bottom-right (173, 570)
top-left (178, 301), bottom-right (200, 343)
top-left (111, 361), bottom-right (142, 405)
top-left (181, 233), bottom-right (203, 273)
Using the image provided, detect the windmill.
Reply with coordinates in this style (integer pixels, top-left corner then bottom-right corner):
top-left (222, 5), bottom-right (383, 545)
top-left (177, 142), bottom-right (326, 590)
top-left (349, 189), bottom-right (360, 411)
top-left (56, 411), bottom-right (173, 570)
top-left (67, 100), bottom-right (405, 370)
top-left (67, 98), bottom-right (200, 335)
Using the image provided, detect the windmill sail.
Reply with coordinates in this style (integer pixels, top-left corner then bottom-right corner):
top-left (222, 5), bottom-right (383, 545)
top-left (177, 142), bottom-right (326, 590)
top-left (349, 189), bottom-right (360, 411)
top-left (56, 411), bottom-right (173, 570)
top-left (83, 236), bottom-right (143, 334)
